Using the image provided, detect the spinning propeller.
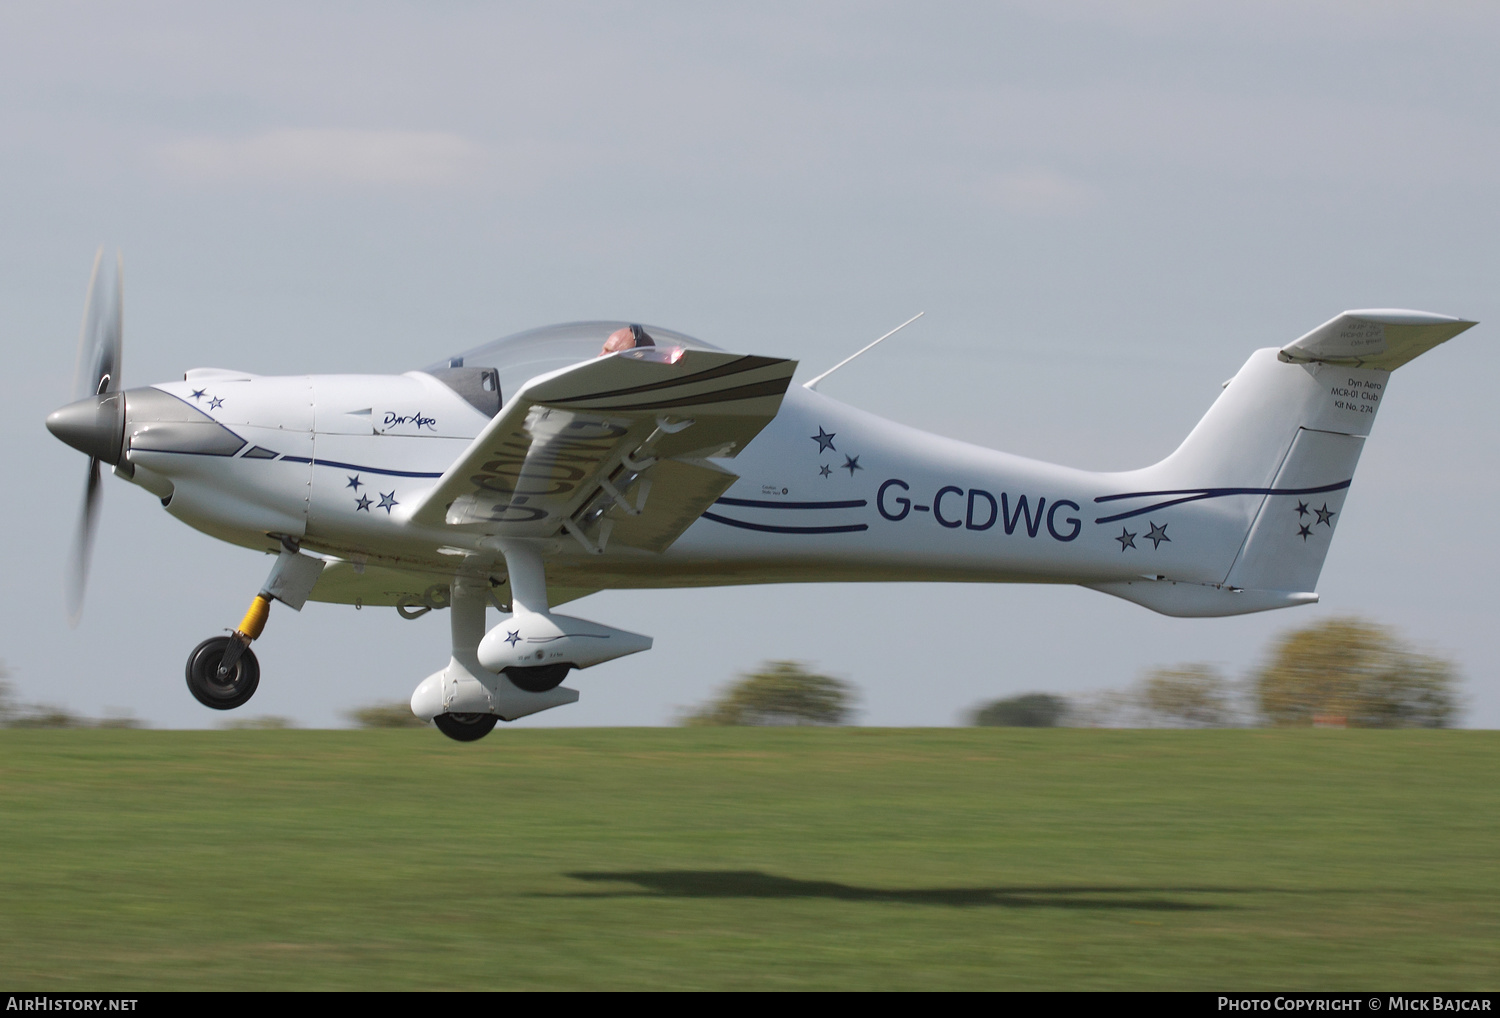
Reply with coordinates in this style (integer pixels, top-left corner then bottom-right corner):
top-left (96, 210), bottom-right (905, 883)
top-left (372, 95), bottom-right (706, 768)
top-left (47, 248), bottom-right (125, 625)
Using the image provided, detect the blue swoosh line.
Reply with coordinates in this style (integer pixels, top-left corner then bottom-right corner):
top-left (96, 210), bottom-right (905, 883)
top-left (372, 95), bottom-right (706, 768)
top-left (1093, 480), bottom-right (1352, 524)
top-left (700, 512), bottom-right (869, 535)
top-left (281, 455), bottom-right (444, 478)
top-left (714, 497), bottom-right (868, 510)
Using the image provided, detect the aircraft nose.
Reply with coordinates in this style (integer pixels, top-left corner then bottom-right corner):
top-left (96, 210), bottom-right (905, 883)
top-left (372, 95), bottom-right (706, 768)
top-left (46, 392), bottom-right (126, 465)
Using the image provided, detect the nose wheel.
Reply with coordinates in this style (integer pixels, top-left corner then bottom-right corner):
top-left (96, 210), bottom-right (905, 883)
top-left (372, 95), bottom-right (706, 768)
top-left (186, 636), bottom-right (261, 710)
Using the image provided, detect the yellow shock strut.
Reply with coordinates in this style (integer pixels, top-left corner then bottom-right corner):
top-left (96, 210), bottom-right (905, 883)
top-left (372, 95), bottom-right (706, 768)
top-left (215, 593), bottom-right (272, 680)
top-left (236, 594), bottom-right (272, 642)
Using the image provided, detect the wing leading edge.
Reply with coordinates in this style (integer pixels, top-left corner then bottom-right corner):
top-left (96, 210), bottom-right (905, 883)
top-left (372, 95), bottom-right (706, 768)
top-left (406, 347), bottom-right (796, 553)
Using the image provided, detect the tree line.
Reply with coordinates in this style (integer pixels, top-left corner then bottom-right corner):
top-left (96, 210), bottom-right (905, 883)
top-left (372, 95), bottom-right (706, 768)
top-left (0, 673), bottom-right (146, 729)
top-left (0, 615), bottom-right (1462, 730)
top-left (678, 617), bottom-right (1461, 729)
top-left (972, 617), bottom-right (1460, 728)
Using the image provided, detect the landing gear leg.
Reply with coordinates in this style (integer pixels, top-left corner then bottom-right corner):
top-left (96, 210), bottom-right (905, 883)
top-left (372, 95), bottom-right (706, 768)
top-left (185, 541), bottom-right (323, 711)
top-left (496, 544), bottom-right (573, 693)
top-left (431, 575), bottom-right (500, 742)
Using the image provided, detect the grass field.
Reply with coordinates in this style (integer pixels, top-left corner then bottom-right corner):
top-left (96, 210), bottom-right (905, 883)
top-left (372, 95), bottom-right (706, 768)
top-left (0, 728), bottom-right (1495, 990)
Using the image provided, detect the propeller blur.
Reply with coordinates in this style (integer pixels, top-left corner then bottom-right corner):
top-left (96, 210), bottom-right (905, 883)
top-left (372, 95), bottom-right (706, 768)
top-left (50, 248), bottom-right (124, 626)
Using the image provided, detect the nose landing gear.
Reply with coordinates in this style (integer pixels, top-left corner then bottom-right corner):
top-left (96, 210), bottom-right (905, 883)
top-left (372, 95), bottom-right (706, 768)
top-left (185, 542), bottom-right (323, 712)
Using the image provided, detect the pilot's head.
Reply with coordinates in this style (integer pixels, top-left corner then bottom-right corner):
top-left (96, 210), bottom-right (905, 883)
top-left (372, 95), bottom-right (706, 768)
top-left (599, 324), bottom-right (656, 356)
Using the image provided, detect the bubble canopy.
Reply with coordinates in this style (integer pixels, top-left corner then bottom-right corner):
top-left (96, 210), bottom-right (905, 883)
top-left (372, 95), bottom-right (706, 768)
top-left (426, 321), bottom-right (722, 404)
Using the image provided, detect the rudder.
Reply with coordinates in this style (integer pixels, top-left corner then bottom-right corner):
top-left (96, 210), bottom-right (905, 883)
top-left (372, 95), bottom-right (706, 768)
top-left (1223, 427), bottom-right (1364, 592)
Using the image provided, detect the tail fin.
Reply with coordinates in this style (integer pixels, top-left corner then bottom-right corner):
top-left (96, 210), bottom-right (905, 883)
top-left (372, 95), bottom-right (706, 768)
top-left (1110, 310), bottom-right (1474, 612)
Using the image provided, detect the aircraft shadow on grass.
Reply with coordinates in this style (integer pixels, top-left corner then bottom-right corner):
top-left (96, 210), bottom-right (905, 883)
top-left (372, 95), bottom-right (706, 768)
top-left (553, 871), bottom-right (1239, 911)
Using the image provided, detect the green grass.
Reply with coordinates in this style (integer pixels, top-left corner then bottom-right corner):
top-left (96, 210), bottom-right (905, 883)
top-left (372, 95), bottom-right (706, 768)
top-left (0, 728), bottom-right (1495, 990)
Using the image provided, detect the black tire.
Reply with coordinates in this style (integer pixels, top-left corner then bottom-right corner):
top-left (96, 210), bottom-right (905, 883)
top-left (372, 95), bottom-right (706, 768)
top-left (433, 712), bottom-right (499, 742)
top-left (185, 636), bottom-right (260, 710)
top-left (504, 664), bottom-right (571, 693)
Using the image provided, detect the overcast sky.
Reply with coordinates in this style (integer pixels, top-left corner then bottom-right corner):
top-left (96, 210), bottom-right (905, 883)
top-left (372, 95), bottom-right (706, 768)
top-left (3, 2), bottom-right (1497, 728)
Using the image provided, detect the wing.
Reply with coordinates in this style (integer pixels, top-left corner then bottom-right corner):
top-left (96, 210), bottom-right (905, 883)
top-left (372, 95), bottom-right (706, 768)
top-left (406, 347), bottom-right (796, 553)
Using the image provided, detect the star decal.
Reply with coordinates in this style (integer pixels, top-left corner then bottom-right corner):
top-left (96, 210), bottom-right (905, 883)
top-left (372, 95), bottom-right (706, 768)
top-left (819, 464), bottom-right (832, 478)
top-left (1315, 503), bottom-right (1336, 526)
top-left (346, 475), bottom-right (363, 491)
top-left (811, 427), bottom-right (837, 454)
top-left (354, 495), bottom-right (372, 511)
top-left (208, 396), bottom-right (225, 410)
top-left (189, 389), bottom-right (206, 401)
top-left (504, 630), bottom-right (522, 647)
top-left (377, 491), bottom-right (399, 513)
top-left (1295, 501), bottom-right (1310, 518)
top-left (842, 455), bottom-right (862, 476)
top-left (1298, 524), bottom-right (1312, 541)
top-left (1144, 521), bottom-right (1171, 549)
top-left (1116, 528), bottom-right (1137, 551)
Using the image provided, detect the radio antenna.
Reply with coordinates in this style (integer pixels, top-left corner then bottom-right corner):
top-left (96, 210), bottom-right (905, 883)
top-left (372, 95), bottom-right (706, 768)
top-left (803, 312), bottom-right (924, 391)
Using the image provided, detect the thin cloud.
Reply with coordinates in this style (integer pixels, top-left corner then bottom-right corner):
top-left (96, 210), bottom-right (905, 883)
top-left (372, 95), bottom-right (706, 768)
top-left (155, 128), bottom-right (487, 187)
top-left (978, 170), bottom-right (1099, 216)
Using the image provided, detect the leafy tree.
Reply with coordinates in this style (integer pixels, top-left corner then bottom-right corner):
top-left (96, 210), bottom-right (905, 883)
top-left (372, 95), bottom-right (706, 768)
top-left (0, 665), bottom-right (145, 728)
top-left (1063, 689), bottom-right (1132, 728)
top-left (1138, 665), bottom-right (1234, 727)
top-left (0, 671), bottom-right (14, 725)
top-left (1255, 617), bottom-right (1460, 728)
top-left (969, 693), bottom-right (1069, 727)
top-left (95, 709), bottom-right (147, 729)
top-left (681, 661), bottom-right (856, 726)
top-left (219, 715), bottom-right (298, 730)
top-left (0, 670), bottom-right (86, 729)
top-left (6, 706), bottom-right (87, 729)
top-left (348, 702), bottom-right (431, 728)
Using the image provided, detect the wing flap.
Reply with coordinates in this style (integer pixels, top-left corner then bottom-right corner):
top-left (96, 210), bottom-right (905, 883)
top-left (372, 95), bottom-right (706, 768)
top-left (596, 458), bottom-right (739, 554)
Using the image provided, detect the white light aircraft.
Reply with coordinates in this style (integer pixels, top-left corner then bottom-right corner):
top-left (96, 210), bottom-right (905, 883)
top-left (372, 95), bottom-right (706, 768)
top-left (47, 250), bottom-right (1477, 740)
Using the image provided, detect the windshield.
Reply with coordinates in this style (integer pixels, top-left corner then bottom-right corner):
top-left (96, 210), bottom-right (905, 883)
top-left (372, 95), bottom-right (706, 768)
top-left (426, 321), bottom-right (723, 403)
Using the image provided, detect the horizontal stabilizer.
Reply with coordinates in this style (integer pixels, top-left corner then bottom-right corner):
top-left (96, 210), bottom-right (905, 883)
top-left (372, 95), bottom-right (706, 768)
top-left (1279, 309), bottom-right (1476, 371)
